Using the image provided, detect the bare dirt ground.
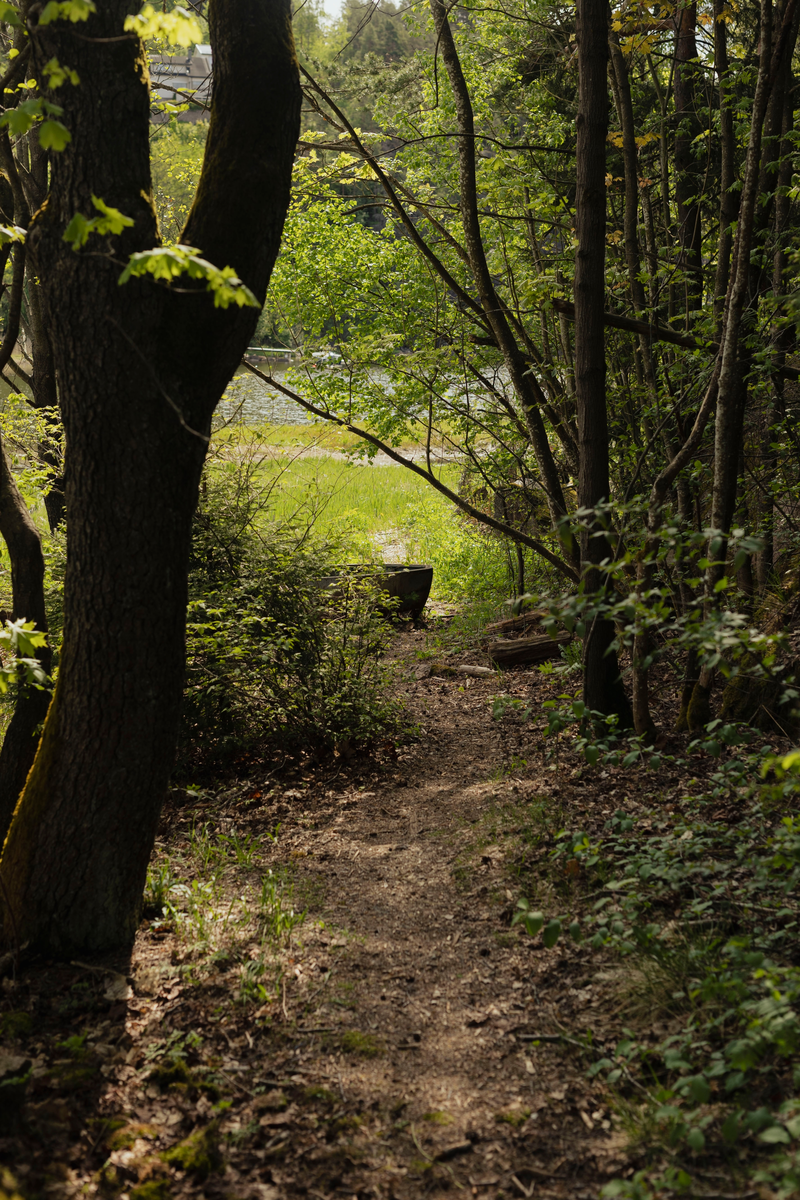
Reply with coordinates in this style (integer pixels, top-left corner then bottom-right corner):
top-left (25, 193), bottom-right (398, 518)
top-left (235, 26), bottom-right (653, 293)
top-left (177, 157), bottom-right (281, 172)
top-left (0, 624), bottom-right (671, 1200)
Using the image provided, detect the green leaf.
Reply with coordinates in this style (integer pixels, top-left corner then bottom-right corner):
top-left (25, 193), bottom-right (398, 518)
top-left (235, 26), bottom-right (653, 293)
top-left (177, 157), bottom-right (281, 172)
top-left (759, 1125), bottom-right (791, 1144)
top-left (62, 196), bottom-right (131, 248)
top-left (688, 1075), bottom-right (711, 1103)
top-left (38, 119), bottom-right (71, 151)
top-left (91, 195), bottom-right (134, 236)
top-left (42, 57), bottom-right (80, 88)
top-left (568, 920), bottom-right (582, 942)
top-left (124, 3), bottom-right (202, 46)
top-left (0, 2), bottom-right (22, 26)
top-left (686, 1127), bottom-right (705, 1151)
top-left (542, 918), bottom-right (562, 948)
top-left (0, 224), bottom-right (25, 245)
top-left (721, 1110), bottom-right (741, 1143)
top-left (784, 1114), bottom-right (800, 1139)
top-left (2, 103), bottom-right (38, 137)
top-left (523, 911), bottom-right (544, 937)
top-left (119, 245), bottom-right (258, 309)
top-left (1, 97), bottom-right (67, 143)
top-left (62, 212), bottom-right (93, 250)
top-left (38, 0), bottom-right (96, 24)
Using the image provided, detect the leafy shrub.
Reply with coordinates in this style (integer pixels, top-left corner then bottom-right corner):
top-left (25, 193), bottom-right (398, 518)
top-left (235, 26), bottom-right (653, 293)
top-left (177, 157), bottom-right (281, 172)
top-left (177, 458), bottom-right (402, 770)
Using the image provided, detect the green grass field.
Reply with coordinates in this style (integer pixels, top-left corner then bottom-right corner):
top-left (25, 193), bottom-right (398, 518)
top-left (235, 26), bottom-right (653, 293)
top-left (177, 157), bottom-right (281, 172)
top-left (252, 453), bottom-right (459, 541)
top-left (206, 424), bottom-right (527, 603)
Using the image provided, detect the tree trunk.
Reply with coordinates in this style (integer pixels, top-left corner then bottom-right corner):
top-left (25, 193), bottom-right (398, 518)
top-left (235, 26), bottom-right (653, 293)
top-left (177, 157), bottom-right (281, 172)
top-left (713, 0), bottom-right (737, 326)
top-left (429, 0), bottom-right (577, 561)
top-left (0, 437), bottom-right (51, 845)
top-left (673, 0), bottom-right (703, 314)
top-left (0, 0), bottom-right (301, 954)
top-left (575, 0), bottom-right (630, 725)
top-left (761, 55), bottom-right (797, 590)
top-left (690, 0), bottom-right (797, 723)
top-left (27, 277), bottom-right (65, 530)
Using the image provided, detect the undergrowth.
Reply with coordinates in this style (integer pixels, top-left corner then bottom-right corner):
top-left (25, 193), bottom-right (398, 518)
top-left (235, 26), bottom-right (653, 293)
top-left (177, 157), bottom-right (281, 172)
top-left (144, 819), bottom-right (304, 1007)
top-left (177, 447), bottom-right (406, 772)
top-left (511, 731), bottom-right (800, 1199)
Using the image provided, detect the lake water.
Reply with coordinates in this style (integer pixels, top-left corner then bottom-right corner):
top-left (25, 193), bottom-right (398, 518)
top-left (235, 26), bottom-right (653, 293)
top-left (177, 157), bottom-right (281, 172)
top-left (218, 364), bottom-right (310, 426)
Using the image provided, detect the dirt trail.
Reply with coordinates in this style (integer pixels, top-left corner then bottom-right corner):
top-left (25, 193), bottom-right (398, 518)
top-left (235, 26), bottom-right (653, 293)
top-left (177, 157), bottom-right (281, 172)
top-left (252, 634), bottom-right (625, 1199)
top-left (1, 629), bottom-right (634, 1200)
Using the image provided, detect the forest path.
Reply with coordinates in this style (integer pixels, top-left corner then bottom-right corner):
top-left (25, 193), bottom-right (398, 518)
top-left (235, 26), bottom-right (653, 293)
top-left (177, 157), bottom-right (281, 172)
top-left (2, 629), bottom-right (632, 1200)
top-left (228, 628), bottom-right (627, 1198)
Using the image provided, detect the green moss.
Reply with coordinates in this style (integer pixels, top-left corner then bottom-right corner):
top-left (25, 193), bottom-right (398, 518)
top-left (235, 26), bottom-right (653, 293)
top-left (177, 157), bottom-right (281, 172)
top-left (421, 1110), bottom-right (454, 1125)
top-left (304, 1085), bottom-right (336, 1105)
top-left (340, 1030), bottom-right (382, 1058)
top-left (147, 1055), bottom-right (193, 1091)
top-left (495, 1107), bottom-right (531, 1127)
top-left (130, 1181), bottom-right (171, 1200)
top-left (329, 1114), bottom-right (363, 1136)
top-left (0, 1012), bottom-right (32, 1040)
top-left (160, 1121), bottom-right (223, 1181)
top-left (106, 1122), bottom-right (159, 1152)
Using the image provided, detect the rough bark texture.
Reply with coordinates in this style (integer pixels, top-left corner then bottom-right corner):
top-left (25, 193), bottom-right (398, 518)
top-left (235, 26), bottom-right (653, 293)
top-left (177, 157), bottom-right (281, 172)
top-left (0, 0), bottom-right (300, 954)
top-left (575, 0), bottom-right (630, 725)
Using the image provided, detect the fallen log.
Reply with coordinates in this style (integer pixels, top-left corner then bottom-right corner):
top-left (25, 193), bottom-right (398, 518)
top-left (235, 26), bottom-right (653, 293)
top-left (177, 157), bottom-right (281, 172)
top-left (485, 610), bottom-right (547, 636)
top-left (488, 631), bottom-right (572, 667)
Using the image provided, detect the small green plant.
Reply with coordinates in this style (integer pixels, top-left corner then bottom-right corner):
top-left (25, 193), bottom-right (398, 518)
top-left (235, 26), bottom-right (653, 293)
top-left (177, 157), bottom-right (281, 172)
top-left (258, 869), bottom-right (305, 946)
top-left (219, 829), bottom-right (258, 868)
top-left (145, 863), bottom-right (180, 915)
top-left (130, 1181), bottom-right (171, 1200)
top-left (237, 958), bottom-right (275, 1006)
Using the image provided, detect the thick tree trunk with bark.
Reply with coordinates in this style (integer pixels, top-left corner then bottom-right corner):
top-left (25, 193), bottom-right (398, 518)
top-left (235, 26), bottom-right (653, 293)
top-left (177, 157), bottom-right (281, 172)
top-left (0, 0), bottom-right (300, 954)
top-left (575, 0), bottom-right (630, 725)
